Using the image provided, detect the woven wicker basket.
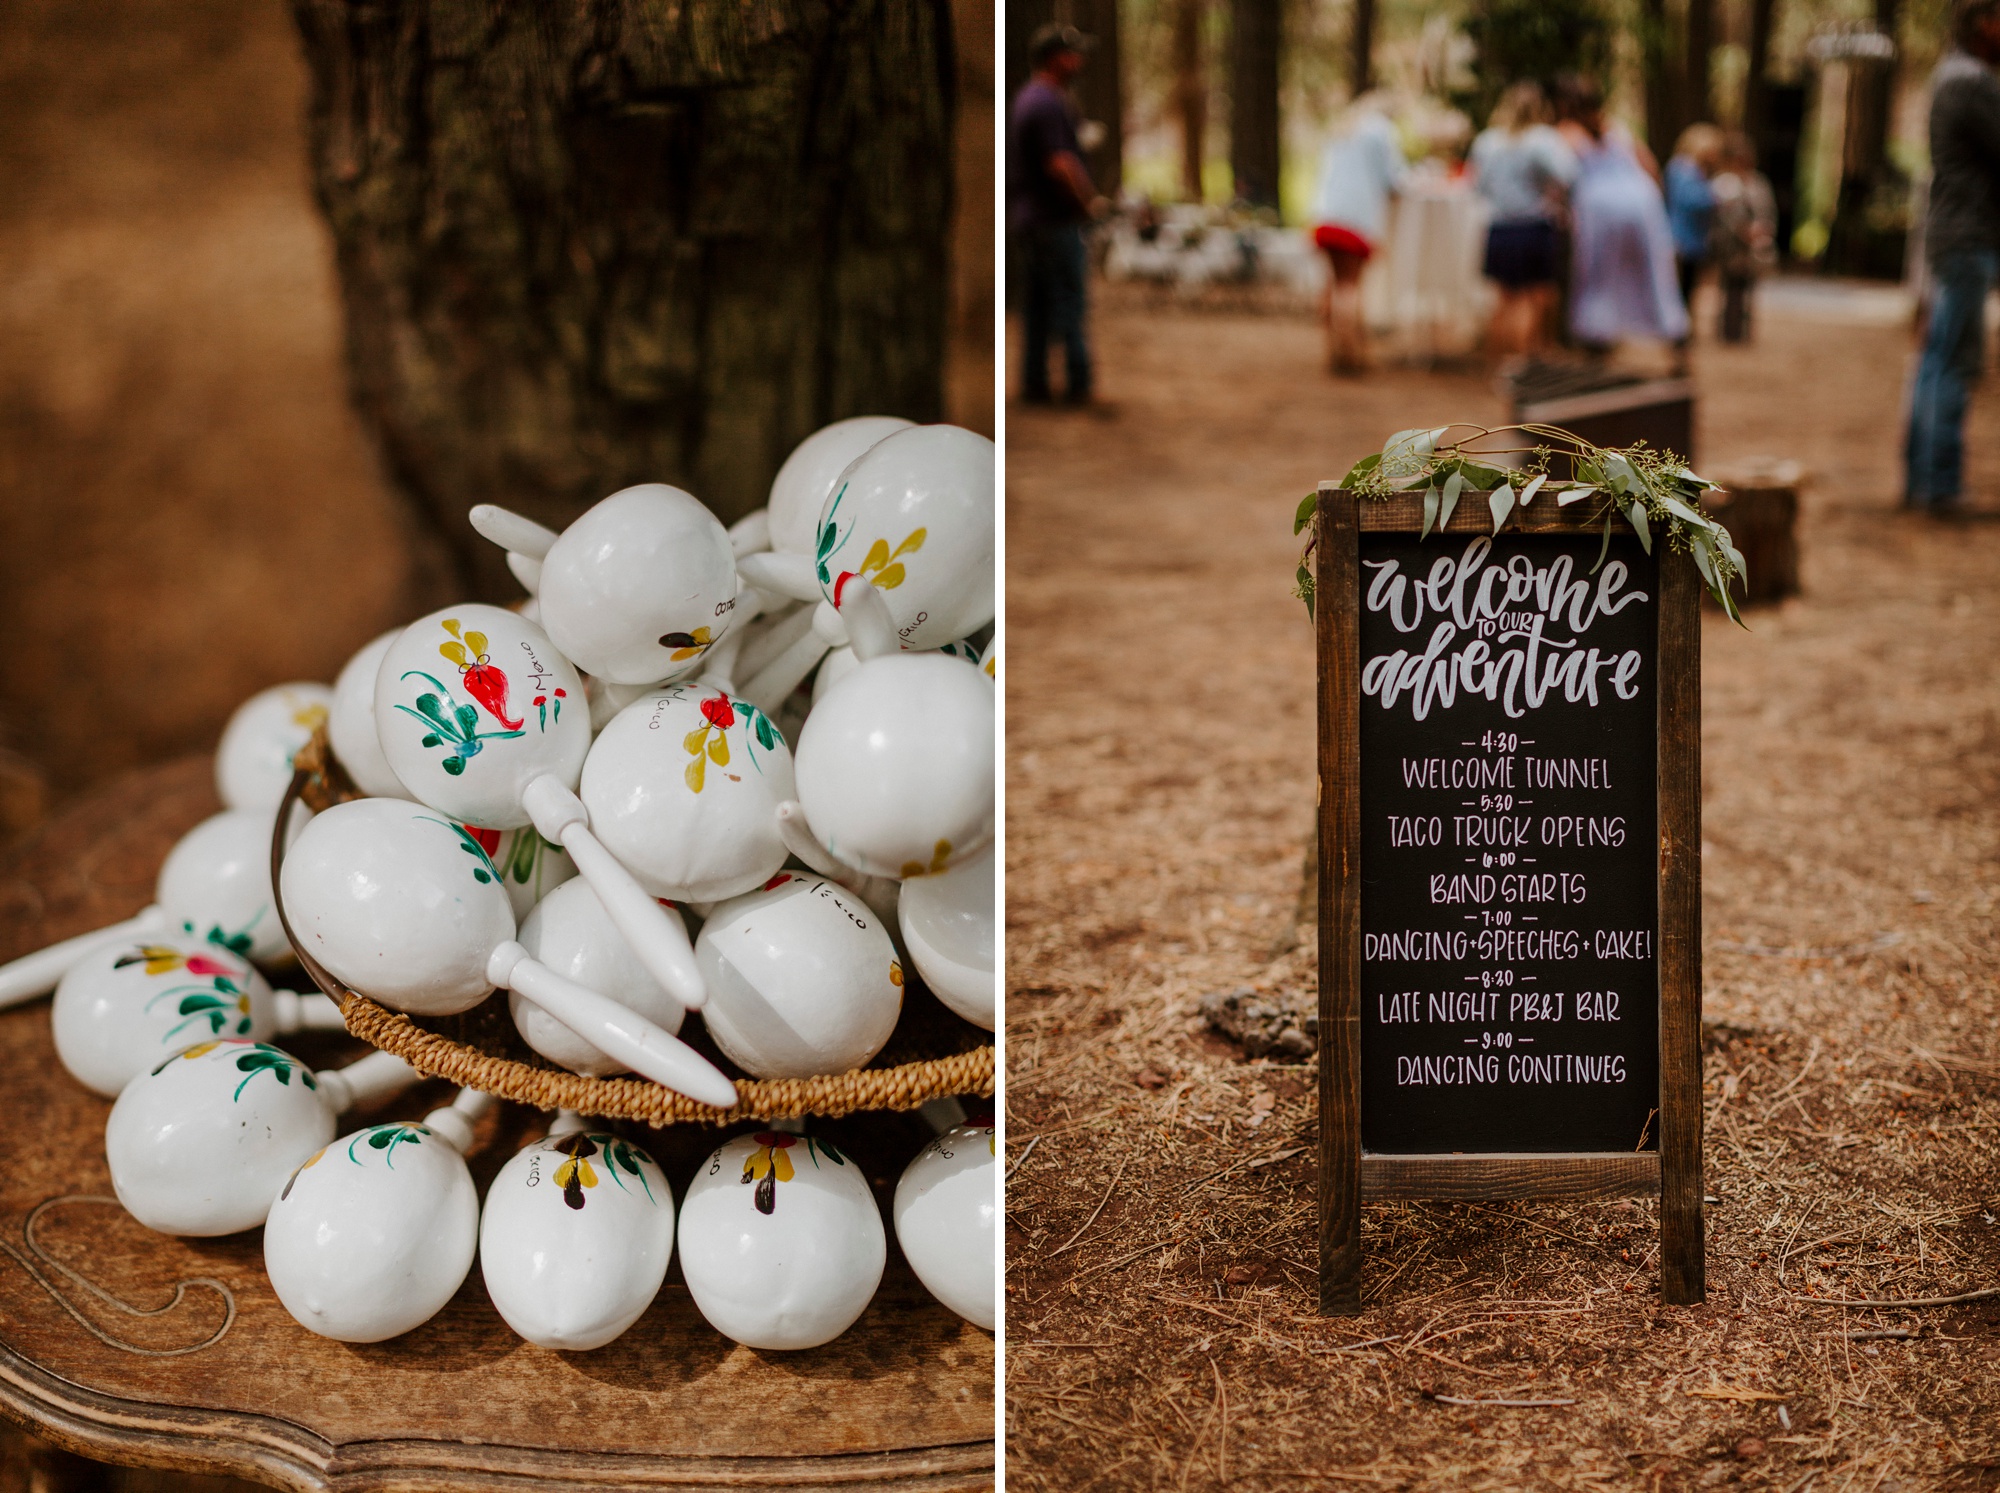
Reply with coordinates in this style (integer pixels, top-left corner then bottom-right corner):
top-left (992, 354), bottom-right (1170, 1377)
top-left (270, 729), bottom-right (993, 1125)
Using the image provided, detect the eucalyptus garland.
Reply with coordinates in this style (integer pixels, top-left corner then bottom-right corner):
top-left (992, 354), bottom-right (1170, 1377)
top-left (1293, 423), bottom-right (1747, 624)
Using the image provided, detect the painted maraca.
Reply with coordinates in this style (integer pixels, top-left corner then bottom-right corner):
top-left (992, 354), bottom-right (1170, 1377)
top-left (328, 630), bottom-right (413, 799)
top-left (106, 1042), bottom-right (418, 1236)
top-left (678, 1129), bottom-right (886, 1350)
top-left (579, 681), bottom-right (795, 904)
top-left (791, 584), bottom-right (995, 880)
top-left (694, 872), bottom-right (902, 1079)
top-left (264, 1090), bottom-right (490, 1342)
top-left (470, 487), bottom-right (739, 686)
top-left (279, 799), bottom-right (735, 1107)
top-left (0, 805), bottom-right (299, 1008)
top-left (897, 843), bottom-right (995, 1029)
top-left (479, 1112), bottom-right (675, 1350)
top-left (215, 682), bottom-right (333, 813)
top-left (372, 603), bottom-right (702, 1010)
top-left (893, 1124), bottom-right (996, 1329)
top-left (739, 424), bottom-right (994, 709)
top-left (51, 932), bottom-right (345, 1097)
top-left (512, 877), bottom-right (685, 1078)
top-left (738, 416), bottom-right (915, 602)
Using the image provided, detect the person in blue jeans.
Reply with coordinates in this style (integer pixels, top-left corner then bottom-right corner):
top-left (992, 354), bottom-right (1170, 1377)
top-left (1008, 25), bottom-right (1106, 405)
top-left (1905, 0), bottom-right (2000, 511)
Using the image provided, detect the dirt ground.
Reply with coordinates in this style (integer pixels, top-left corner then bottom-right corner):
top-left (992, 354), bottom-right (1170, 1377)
top-left (1004, 285), bottom-right (2000, 1488)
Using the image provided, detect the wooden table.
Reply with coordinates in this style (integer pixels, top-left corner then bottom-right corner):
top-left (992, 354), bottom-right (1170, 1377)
top-left (0, 758), bottom-right (994, 1491)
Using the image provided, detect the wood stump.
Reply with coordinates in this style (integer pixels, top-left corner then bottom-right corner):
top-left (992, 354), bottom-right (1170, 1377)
top-left (1708, 458), bottom-right (1802, 607)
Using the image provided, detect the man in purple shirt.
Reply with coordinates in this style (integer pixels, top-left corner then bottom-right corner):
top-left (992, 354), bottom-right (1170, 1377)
top-left (1008, 24), bottom-right (1105, 405)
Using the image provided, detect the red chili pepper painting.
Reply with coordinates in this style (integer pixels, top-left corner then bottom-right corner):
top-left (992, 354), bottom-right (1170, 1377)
top-left (439, 619), bottom-right (523, 730)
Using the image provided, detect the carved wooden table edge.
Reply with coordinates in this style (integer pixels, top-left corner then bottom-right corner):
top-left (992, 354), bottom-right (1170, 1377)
top-left (0, 1340), bottom-right (994, 1492)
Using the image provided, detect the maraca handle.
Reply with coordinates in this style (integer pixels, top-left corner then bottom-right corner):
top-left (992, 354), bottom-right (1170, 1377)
top-left (273, 990), bottom-right (349, 1034)
top-left (0, 906), bottom-right (168, 1009)
top-left (315, 1049), bottom-right (420, 1113)
top-left (735, 550), bottom-right (822, 603)
top-left (834, 582), bottom-right (899, 662)
top-left (741, 628), bottom-right (831, 715)
top-left (728, 509), bottom-right (771, 558)
top-left (520, 776), bottom-right (706, 1011)
top-left (490, 943), bottom-right (737, 1109)
top-left (468, 504), bottom-right (558, 561)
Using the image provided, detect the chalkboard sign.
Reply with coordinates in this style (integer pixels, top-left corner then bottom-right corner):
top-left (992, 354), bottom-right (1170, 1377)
top-left (1313, 487), bottom-right (1704, 1315)
top-left (1359, 531), bottom-right (1659, 1155)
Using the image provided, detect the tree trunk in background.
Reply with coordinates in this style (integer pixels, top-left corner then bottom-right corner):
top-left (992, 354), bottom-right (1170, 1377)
top-left (1229, 0), bottom-right (1281, 211)
top-left (1350, 0), bottom-right (1374, 95)
top-left (1174, 0), bottom-right (1206, 200)
top-left (1072, 0), bottom-right (1123, 197)
top-left (291, 0), bottom-right (954, 603)
top-left (1641, 0), bottom-right (1682, 155)
top-left (1685, 0), bottom-right (1714, 125)
top-left (1745, 0), bottom-right (1778, 139)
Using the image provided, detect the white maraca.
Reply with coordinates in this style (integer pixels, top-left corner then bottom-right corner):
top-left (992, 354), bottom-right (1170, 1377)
top-left (893, 1124), bottom-right (996, 1330)
top-left (678, 1129), bottom-right (886, 1350)
top-left (279, 799), bottom-right (735, 1107)
top-left (51, 933), bottom-right (345, 1097)
top-left (792, 585), bottom-right (994, 880)
top-left (513, 877), bottom-right (684, 1078)
top-left (766, 416), bottom-right (913, 559)
top-left (106, 1041), bottom-right (417, 1236)
top-left (897, 843), bottom-right (995, 1029)
top-left (215, 682), bottom-right (333, 813)
top-left (580, 683), bottom-right (794, 903)
top-left (0, 805), bottom-right (300, 1009)
top-left (264, 1091), bottom-right (490, 1342)
top-left (372, 603), bottom-right (703, 1010)
top-left (738, 424), bottom-right (994, 711)
top-left (470, 487), bottom-right (740, 686)
top-left (327, 630), bottom-right (413, 799)
top-left (694, 873), bottom-right (903, 1079)
top-left (480, 1114), bottom-right (676, 1350)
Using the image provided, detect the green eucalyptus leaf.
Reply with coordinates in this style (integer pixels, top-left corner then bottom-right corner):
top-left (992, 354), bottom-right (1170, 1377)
top-left (1659, 493), bottom-right (1707, 525)
top-left (1517, 473), bottom-right (1547, 506)
top-left (1623, 500), bottom-right (1651, 553)
top-left (1294, 491), bottom-right (1319, 534)
top-left (1438, 471), bottom-right (1466, 530)
top-left (1556, 484), bottom-right (1597, 506)
top-left (1488, 483), bottom-right (1515, 533)
top-left (1420, 483), bottom-right (1440, 538)
top-left (1591, 512), bottom-right (1614, 575)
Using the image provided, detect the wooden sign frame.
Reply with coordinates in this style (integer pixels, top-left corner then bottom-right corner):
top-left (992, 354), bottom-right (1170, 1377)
top-left (1313, 484), bottom-right (1705, 1313)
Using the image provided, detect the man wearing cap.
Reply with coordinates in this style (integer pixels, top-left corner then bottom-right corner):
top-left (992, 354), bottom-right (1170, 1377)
top-left (1009, 24), bottom-right (1106, 406)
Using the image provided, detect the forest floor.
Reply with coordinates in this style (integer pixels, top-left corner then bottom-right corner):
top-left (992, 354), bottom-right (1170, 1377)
top-left (1005, 282), bottom-right (2000, 1489)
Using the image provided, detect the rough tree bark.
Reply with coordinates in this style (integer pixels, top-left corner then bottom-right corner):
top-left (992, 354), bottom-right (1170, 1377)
top-left (1173, 0), bottom-right (1206, 200)
top-left (1744, 0), bottom-right (1777, 140)
top-left (1229, 0), bottom-right (1281, 211)
top-left (1685, 0), bottom-right (1714, 125)
top-left (1351, 0), bottom-right (1374, 95)
top-left (291, 0), bottom-right (955, 602)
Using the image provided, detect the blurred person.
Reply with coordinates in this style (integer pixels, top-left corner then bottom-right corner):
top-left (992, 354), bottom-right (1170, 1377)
top-left (1555, 75), bottom-right (1687, 356)
top-left (1904, 0), bottom-right (2000, 512)
top-left (1009, 24), bottom-right (1106, 406)
top-left (1666, 124), bottom-right (1724, 343)
top-left (1310, 95), bottom-right (1408, 375)
top-left (1709, 133), bottom-right (1777, 344)
top-left (1468, 81), bottom-right (1577, 359)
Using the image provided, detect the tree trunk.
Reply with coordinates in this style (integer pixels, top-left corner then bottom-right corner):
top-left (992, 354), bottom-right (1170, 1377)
top-left (1229, 0), bottom-right (1281, 211)
top-left (291, 0), bottom-right (955, 603)
top-left (1744, 0), bottom-right (1778, 139)
top-left (1641, 0), bottom-right (1682, 155)
top-left (1173, 0), bottom-right (1206, 200)
top-left (1686, 0), bottom-right (1714, 124)
top-left (1351, 0), bottom-right (1374, 95)
top-left (1072, 0), bottom-right (1124, 197)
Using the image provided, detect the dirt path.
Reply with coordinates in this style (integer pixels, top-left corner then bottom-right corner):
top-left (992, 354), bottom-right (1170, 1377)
top-left (1005, 287), bottom-right (2000, 1488)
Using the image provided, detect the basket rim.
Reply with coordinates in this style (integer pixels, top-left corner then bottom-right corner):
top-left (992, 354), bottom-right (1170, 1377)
top-left (269, 728), bottom-right (993, 1126)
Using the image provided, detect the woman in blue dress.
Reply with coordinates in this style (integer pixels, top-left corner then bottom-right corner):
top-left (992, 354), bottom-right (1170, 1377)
top-left (1554, 76), bottom-right (1689, 354)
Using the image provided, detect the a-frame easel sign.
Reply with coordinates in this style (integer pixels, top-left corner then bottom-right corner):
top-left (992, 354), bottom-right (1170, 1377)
top-left (1312, 480), bottom-right (1705, 1312)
